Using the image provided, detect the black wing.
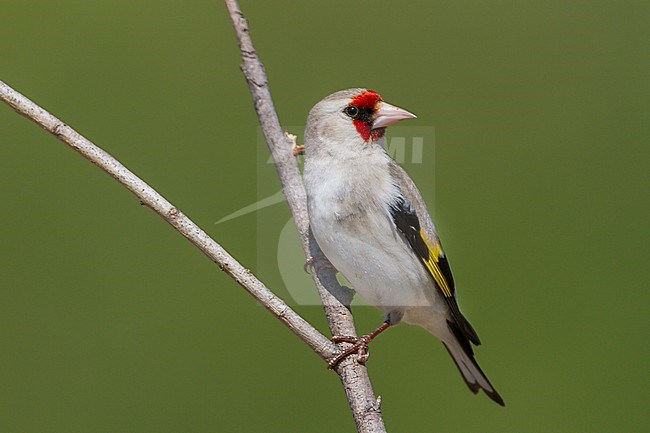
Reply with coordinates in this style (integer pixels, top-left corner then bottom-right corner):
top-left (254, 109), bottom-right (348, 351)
top-left (389, 195), bottom-right (481, 345)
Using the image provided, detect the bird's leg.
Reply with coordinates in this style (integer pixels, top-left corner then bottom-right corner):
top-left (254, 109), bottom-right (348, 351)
top-left (303, 254), bottom-right (337, 274)
top-left (327, 321), bottom-right (391, 369)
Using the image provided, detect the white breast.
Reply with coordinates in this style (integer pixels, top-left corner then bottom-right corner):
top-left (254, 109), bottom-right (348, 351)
top-left (304, 147), bottom-right (439, 312)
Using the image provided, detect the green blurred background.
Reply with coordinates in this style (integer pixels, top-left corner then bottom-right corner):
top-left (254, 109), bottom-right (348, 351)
top-left (1, 1), bottom-right (648, 431)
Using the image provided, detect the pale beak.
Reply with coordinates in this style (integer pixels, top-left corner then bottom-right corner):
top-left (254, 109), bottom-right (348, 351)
top-left (372, 102), bottom-right (417, 129)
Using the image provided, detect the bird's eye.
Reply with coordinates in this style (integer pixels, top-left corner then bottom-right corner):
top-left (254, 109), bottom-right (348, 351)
top-left (344, 105), bottom-right (359, 118)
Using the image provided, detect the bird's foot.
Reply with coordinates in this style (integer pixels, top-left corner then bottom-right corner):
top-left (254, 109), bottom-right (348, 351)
top-left (327, 321), bottom-right (391, 369)
top-left (304, 254), bottom-right (336, 275)
top-left (327, 334), bottom-right (373, 369)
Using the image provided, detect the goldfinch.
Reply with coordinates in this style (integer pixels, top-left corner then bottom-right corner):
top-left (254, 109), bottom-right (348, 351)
top-left (303, 88), bottom-right (504, 405)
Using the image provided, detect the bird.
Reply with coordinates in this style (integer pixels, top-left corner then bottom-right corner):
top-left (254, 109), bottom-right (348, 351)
top-left (302, 88), bottom-right (504, 406)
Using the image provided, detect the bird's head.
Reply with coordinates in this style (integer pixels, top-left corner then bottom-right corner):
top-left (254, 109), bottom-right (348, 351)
top-left (305, 88), bottom-right (417, 151)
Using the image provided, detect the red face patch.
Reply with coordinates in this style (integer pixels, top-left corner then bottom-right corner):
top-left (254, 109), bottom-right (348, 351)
top-left (352, 120), bottom-right (386, 141)
top-left (349, 90), bottom-right (384, 141)
top-left (350, 89), bottom-right (383, 108)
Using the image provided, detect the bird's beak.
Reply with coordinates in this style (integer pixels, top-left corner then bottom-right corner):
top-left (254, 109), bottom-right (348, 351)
top-left (372, 102), bottom-right (417, 129)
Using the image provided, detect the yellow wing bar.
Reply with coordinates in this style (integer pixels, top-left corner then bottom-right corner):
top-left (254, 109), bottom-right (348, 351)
top-left (419, 229), bottom-right (453, 298)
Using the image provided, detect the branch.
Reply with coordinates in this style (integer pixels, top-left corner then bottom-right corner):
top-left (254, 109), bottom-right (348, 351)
top-left (224, 1), bottom-right (387, 432)
top-left (0, 79), bottom-right (335, 361)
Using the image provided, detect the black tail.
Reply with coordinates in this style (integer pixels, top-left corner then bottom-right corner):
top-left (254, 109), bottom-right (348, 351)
top-left (443, 320), bottom-right (505, 406)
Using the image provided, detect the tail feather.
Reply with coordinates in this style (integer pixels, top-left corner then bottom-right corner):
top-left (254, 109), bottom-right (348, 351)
top-left (444, 320), bottom-right (505, 406)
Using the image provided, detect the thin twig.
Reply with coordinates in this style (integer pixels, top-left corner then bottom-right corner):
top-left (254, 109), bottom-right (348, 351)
top-left (0, 79), bottom-right (336, 361)
top-left (224, 1), bottom-right (387, 432)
